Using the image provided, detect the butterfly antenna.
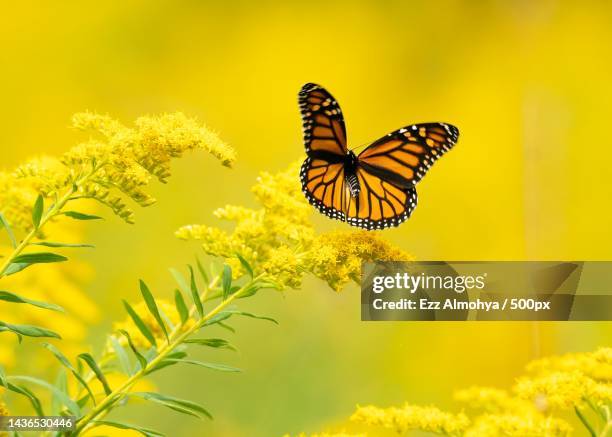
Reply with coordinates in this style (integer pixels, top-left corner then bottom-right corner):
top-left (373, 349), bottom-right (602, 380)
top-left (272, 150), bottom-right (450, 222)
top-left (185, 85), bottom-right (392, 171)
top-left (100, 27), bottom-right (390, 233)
top-left (349, 141), bottom-right (373, 152)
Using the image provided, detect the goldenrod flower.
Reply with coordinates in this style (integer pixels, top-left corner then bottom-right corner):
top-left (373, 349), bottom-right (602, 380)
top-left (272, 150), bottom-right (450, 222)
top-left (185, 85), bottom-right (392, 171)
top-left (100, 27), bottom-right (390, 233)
top-left (284, 433), bottom-right (365, 437)
top-left (454, 386), bottom-right (536, 415)
top-left (351, 403), bottom-right (470, 435)
top-left (177, 162), bottom-right (413, 291)
top-left (527, 347), bottom-right (612, 383)
top-left (515, 371), bottom-right (599, 410)
top-left (465, 413), bottom-right (572, 436)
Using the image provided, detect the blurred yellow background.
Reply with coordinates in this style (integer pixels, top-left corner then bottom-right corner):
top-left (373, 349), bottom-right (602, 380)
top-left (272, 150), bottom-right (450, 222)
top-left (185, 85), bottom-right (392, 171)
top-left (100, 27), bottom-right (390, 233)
top-left (1, 1), bottom-right (611, 435)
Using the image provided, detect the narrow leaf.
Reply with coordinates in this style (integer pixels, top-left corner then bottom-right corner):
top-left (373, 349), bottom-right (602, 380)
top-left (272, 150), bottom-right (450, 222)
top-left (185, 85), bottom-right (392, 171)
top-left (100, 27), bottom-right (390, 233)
top-left (118, 329), bottom-right (148, 370)
top-left (110, 335), bottom-right (132, 375)
top-left (31, 241), bottom-right (94, 248)
top-left (9, 375), bottom-right (80, 416)
top-left (63, 211), bottom-right (103, 220)
top-left (195, 256), bottom-right (209, 285)
top-left (122, 300), bottom-right (157, 348)
top-left (161, 358), bottom-right (241, 373)
top-left (78, 353), bottom-right (112, 396)
top-left (202, 312), bottom-right (233, 327)
top-left (184, 338), bottom-right (236, 351)
top-left (43, 343), bottom-right (96, 405)
top-left (169, 268), bottom-right (190, 295)
top-left (91, 420), bottom-right (164, 437)
top-left (174, 289), bottom-right (189, 325)
top-left (224, 310), bottom-right (279, 325)
top-left (235, 253), bottom-right (253, 278)
top-left (146, 351), bottom-right (187, 374)
top-left (139, 280), bottom-right (168, 342)
top-left (0, 321), bottom-right (60, 339)
top-left (222, 264), bottom-right (232, 300)
top-left (189, 265), bottom-right (204, 318)
top-left (12, 252), bottom-right (68, 264)
top-left (32, 195), bottom-right (44, 228)
top-left (132, 392), bottom-right (212, 420)
top-left (0, 366), bottom-right (44, 415)
top-left (0, 290), bottom-right (64, 312)
top-left (0, 212), bottom-right (17, 248)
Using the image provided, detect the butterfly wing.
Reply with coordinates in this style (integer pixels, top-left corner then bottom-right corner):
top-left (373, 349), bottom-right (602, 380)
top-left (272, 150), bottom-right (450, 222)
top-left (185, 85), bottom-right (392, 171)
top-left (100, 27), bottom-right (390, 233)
top-left (299, 83), bottom-right (350, 221)
top-left (298, 83), bottom-right (348, 158)
top-left (357, 122), bottom-right (459, 188)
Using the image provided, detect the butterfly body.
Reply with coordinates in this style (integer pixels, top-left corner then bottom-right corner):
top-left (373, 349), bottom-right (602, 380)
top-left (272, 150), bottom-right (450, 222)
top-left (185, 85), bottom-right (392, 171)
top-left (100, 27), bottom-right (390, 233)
top-left (299, 83), bottom-right (458, 230)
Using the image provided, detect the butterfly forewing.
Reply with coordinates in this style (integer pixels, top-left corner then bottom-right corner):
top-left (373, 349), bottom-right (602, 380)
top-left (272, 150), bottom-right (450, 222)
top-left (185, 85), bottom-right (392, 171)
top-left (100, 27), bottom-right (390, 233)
top-left (298, 83), bottom-right (348, 157)
top-left (357, 122), bottom-right (459, 187)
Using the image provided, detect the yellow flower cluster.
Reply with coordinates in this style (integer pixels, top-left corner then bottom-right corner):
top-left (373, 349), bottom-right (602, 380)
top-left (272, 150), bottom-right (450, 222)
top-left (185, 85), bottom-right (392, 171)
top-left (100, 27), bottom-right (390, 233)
top-left (283, 433), bottom-right (365, 437)
top-left (351, 403), bottom-right (470, 435)
top-left (526, 347), bottom-right (612, 383)
top-left (515, 371), bottom-right (610, 410)
top-left (176, 162), bottom-right (412, 291)
top-left (454, 386), bottom-right (535, 414)
top-left (465, 413), bottom-right (572, 437)
top-left (3, 112), bottom-right (235, 232)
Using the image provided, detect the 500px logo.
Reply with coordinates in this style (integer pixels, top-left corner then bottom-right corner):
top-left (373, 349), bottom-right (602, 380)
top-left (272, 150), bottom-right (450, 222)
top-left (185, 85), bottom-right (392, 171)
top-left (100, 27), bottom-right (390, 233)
top-left (371, 272), bottom-right (487, 294)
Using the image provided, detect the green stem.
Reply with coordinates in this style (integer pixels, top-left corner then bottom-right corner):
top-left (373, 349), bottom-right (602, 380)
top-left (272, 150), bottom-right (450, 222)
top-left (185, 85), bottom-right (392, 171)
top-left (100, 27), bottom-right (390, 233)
top-left (72, 273), bottom-right (262, 436)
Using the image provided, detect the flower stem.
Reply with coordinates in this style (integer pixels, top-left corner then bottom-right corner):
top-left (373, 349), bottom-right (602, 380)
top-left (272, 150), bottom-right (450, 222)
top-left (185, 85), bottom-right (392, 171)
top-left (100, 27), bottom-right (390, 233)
top-left (72, 273), bottom-right (263, 436)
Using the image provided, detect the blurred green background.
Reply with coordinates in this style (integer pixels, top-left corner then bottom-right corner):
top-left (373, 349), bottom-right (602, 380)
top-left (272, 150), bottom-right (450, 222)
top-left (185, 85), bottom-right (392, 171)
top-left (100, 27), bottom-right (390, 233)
top-left (1, 1), bottom-right (611, 435)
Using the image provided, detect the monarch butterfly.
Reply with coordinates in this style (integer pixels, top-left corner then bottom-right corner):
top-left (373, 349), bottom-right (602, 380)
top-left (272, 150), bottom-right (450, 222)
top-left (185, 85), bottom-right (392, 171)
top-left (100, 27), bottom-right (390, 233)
top-left (299, 83), bottom-right (459, 230)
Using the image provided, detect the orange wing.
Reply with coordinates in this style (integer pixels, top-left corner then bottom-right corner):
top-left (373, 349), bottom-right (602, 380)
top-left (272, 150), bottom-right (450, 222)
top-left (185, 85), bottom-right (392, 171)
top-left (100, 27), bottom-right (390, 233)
top-left (343, 167), bottom-right (418, 230)
top-left (300, 157), bottom-right (348, 222)
top-left (357, 122), bottom-right (459, 188)
top-left (298, 83), bottom-right (348, 158)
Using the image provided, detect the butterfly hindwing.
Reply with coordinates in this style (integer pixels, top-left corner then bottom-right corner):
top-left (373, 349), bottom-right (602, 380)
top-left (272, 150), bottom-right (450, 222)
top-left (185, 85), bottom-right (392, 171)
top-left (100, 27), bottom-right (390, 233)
top-left (343, 167), bottom-right (418, 230)
top-left (300, 157), bottom-right (348, 221)
top-left (357, 122), bottom-right (459, 188)
top-left (298, 83), bottom-right (348, 157)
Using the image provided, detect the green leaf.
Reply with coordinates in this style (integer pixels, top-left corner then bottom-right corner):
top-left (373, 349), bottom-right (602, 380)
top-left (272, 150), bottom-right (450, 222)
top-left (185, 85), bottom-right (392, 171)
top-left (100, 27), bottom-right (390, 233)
top-left (43, 343), bottom-right (96, 406)
top-left (110, 335), bottom-right (132, 375)
top-left (78, 353), bottom-right (112, 396)
top-left (91, 420), bottom-right (164, 437)
top-left (131, 392), bottom-right (212, 420)
top-left (174, 289), bottom-right (189, 325)
top-left (32, 195), bottom-right (44, 229)
top-left (139, 280), bottom-right (168, 342)
top-left (63, 211), bottom-right (103, 220)
top-left (184, 338), bottom-right (236, 351)
top-left (217, 322), bottom-right (235, 333)
top-left (118, 329), bottom-right (148, 371)
top-left (202, 312), bottom-right (233, 327)
top-left (122, 300), bottom-right (157, 348)
top-left (0, 290), bottom-right (64, 312)
top-left (189, 265), bottom-right (204, 318)
top-left (4, 252), bottom-right (68, 275)
top-left (224, 310), bottom-right (279, 325)
top-left (0, 321), bottom-right (60, 339)
top-left (0, 366), bottom-right (44, 416)
top-left (235, 253), bottom-right (253, 278)
top-left (222, 264), bottom-right (232, 300)
top-left (146, 351), bottom-right (187, 374)
top-left (0, 212), bottom-right (17, 248)
top-left (11, 252), bottom-right (68, 264)
top-left (195, 256), bottom-right (209, 286)
top-left (31, 241), bottom-right (94, 248)
top-left (9, 375), bottom-right (80, 417)
top-left (161, 358), bottom-right (241, 373)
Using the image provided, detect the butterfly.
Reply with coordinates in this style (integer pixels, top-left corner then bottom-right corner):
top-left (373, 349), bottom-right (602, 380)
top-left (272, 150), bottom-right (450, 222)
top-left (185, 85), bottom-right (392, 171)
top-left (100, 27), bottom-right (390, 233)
top-left (298, 83), bottom-right (459, 230)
